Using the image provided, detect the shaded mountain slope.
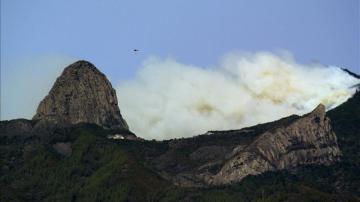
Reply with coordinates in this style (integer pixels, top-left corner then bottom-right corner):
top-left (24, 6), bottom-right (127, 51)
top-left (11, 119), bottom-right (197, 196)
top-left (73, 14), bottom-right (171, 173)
top-left (328, 90), bottom-right (360, 165)
top-left (1, 91), bottom-right (358, 201)
top-left (0, 125), bottom-right (172, 202)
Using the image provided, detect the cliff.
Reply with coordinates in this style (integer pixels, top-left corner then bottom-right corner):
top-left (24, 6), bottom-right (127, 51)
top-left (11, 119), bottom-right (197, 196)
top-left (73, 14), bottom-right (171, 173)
top-left (33, 60), bottom-right (128, 130)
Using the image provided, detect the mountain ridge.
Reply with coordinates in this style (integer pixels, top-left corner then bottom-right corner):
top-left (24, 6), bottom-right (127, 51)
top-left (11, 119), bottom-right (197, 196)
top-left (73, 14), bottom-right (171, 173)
top-left (0, 62), bottom-right (359, 201)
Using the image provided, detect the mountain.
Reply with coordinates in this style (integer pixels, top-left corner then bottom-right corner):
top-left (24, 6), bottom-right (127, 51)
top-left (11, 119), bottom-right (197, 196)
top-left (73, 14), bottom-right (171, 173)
top-left (0, 62), bottom-right (359, 201)
top-left (142, 104), bottom-right (341, 187)
top-left (33, 60), bottom-right (128, 130)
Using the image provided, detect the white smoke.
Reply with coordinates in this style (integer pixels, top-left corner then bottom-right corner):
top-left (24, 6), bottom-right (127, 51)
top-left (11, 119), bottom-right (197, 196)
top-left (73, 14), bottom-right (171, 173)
top-left (116, 52), bottom-right (359, 140)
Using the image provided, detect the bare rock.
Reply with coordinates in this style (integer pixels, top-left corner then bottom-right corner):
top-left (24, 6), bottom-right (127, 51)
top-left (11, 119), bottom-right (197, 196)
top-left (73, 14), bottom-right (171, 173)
top-left (208, 104), bottom-right (341, 185)
top-left (53, 142), bottom-right (72, 156)
top-left (33, 60), bottom-right (128, 130)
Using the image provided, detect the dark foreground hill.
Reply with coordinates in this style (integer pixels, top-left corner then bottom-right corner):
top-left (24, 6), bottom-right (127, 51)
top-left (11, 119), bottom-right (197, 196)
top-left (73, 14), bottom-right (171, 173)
top-left (0, 91), bottom-right (358, 201)
top-left (0, 61), bottom-right (359, 201)
top-left (0, 90), bottom-right (360, 201)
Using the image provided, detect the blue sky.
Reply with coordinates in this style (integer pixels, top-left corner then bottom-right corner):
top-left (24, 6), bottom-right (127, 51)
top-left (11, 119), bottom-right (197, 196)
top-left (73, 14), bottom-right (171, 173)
top-left (1, 0), bottom-right (359, 120)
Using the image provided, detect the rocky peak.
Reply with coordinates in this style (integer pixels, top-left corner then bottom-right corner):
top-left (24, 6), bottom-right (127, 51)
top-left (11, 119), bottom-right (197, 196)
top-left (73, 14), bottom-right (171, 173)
top-left (306, 103), bottom-right (326, 121)
top-left (33, 60), bottom-right (128, 130)
top-left (310, 103), bottom-right (325, 116)
top-left (208, 103), bottom-right (340, 185)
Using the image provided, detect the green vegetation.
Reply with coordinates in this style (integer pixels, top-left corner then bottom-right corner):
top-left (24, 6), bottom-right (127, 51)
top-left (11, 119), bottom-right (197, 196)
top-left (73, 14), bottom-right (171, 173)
top-left (1, 91), bottom-right (359, 201)
top-left (0, 127), bottom-right (172, 202)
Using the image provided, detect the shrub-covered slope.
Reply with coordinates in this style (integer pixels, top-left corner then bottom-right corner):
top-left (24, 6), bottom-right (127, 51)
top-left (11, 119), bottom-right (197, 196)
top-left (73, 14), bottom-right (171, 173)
top-left (0, 126), bottom-right (172, 202)
top-left (1, 91), bottom-right (359, 201)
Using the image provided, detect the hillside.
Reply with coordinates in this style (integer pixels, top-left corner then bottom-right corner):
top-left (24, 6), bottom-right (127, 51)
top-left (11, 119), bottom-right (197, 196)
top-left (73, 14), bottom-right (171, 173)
top-left (1, 90), bottom-right (359, 201)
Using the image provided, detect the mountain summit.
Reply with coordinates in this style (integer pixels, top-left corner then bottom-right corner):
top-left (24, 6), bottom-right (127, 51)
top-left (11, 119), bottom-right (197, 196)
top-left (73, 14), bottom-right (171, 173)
top-left (33, 60), bottom-right (128, 130)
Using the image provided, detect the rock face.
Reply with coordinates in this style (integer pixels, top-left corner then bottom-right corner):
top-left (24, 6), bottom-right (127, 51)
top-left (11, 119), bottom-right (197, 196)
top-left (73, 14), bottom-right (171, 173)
top-left (52, 142), bottom-right (72, 156)
top-left (148, 104), bottom-right (341, 187)
top-left (33, 60), bottom-right (128, 130)
top-left (208, 104), bottom-right (340, 185)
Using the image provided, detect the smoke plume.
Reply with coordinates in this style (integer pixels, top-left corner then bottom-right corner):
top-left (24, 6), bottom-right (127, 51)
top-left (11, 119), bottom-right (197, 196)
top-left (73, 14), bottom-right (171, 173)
top-left (117, 52), bottom-right (359, 140)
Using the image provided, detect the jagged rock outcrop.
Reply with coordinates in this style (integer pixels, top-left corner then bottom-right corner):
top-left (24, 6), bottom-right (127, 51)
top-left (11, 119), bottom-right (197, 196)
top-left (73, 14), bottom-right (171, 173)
top-left (33, 60), bottom-right (128, 130)
top-left (207, 104), bottom-right (340, 185)
top-left (148, 104), bottom-right (341, 187)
